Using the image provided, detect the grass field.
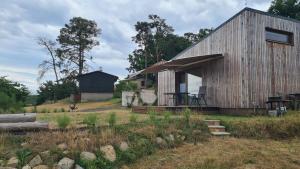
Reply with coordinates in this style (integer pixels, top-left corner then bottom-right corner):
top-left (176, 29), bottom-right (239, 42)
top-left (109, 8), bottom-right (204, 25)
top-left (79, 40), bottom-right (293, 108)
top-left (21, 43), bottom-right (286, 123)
top-left (129, 137), bottom-right (300, 169)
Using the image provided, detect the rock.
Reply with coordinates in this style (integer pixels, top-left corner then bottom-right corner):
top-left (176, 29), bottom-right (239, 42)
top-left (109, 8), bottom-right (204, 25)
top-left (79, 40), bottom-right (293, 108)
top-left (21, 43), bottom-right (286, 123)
top-left (62, 151), bottom-right (69, 155)
top-left (29, 155), bottom-right (42, 167)
top-left (21, 142), bottom-right (28, 147)
top-left (167, 134), bottom-right (175, 142)
top-left (40, 151), bottom-right (50, 158)
top-left (80, 152), bottom-right (96, 161)
top-left (100, 145), bottom-right (116, 162)
top-left (22, 165), bottom-right (31, 169)
top-left (32, 165), bottom-right (48, 169)
top-left (0, 167), bottom-right (17, 169)
top-left (57, 143), bottom-right (67, 150)
top-left (57, 157), bottom-right (74, 169)
top-left (74, 165), bottom-right (83, 169)
top-left (119, 142), bottom-right (129, 151)
top-left (6, 157), bottom-right (18, 168)
top-left (156, 137), bottom-right (167, 146)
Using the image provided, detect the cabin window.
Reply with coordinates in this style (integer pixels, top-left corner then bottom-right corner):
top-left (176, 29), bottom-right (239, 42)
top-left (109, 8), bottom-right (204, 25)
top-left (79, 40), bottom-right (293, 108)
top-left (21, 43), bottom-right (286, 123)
top-left (265, 27), bottom-right (293, 45)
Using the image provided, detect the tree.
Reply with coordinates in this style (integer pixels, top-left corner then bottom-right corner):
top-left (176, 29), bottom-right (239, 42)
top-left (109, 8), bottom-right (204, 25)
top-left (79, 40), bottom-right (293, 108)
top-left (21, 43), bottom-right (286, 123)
top-left (268, 0), bottom-right (300, 20)
top-left (184, 28), bottom-right (214, 44)
top-left (0, 76), bottom-right (29, 111)
top-left (57, 17), bottom-right (101, 78)
top-left (128, 14), bottom-right (191, 73)
top-left (37, 37), bottom-right (61, 84)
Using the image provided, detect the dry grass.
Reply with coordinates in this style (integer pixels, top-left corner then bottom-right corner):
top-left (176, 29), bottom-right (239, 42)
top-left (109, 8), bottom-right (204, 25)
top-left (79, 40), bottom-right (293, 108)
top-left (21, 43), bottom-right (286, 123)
top-left (25, 98), bottom-right (120, 113)
top-left (37, 108), bottom-right (149, 129)
top-left (129, 137), bottom-right (300, 169)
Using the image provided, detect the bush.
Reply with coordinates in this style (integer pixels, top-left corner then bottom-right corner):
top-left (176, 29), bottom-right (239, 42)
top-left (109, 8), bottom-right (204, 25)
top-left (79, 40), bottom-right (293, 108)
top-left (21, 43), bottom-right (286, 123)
top-left (56, 114), bottom-right (71, 129)
top-left (61, 108), bottom-right (65, 112)
top-left (163, 111), bottom-right (172, 123)
top-left (107, 112), bottom-right (117, 128)
top-left (113, 81), bottom-right (138, 98)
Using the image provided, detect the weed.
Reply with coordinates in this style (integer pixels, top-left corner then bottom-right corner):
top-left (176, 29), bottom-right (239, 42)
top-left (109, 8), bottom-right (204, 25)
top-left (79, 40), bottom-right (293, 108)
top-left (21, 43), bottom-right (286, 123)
top-left (184, 108), bottom-right (191, 128)
top-left (40, 108), bottom-right (47, 113)
top-left (163, 111), bottom-right (172, 123)
top-left (31, 106), bottom-right (37, 113)
top-left (61, 108), bottom-right (65, 112)
top-left (83, 114), bottom-right (98, 132)
top-left (56, 114), bottom-right (71, 129)
top-left (129, 114), bottom-right (138, 125)
top-left (16, 148), bottom-right (32, 168)
top-left (53, 108), bottom-right (58, 113)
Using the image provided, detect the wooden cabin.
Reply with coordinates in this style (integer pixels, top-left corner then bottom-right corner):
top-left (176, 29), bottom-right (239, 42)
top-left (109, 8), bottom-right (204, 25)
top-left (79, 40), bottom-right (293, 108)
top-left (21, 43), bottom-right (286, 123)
top-left (76, 71), bottom-right (118, 102)
top-left (155, 8), bottom-right (300, 115)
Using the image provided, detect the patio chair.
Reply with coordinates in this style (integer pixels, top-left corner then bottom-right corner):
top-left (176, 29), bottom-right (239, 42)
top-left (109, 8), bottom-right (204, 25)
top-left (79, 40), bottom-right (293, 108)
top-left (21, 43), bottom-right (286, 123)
top-left (190, 86), bottom-right (207, 107)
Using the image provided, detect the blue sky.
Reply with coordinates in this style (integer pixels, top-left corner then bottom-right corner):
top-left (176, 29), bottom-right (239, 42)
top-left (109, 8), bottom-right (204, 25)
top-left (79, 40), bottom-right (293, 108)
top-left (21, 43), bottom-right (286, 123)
top-left (0, 0), bottom-right (271, 94)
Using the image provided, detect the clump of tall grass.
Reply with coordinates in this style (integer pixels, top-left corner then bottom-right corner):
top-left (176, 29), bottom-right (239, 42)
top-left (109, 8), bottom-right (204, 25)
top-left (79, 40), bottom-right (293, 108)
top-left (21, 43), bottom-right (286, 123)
top-left (56, 114), bottom-right (71, 129)
top-left (107, 112), bottom-right (117, 128)
top-left (129, 114), bottom-right (138, 125)
top-left (83, 113), bottom-right (98, 132)
top-left (16, 148), bottom-right (32, 168)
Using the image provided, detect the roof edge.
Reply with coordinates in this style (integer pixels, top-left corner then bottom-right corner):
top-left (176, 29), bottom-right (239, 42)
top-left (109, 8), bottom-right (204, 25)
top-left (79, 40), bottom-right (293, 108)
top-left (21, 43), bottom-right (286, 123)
top-left (172, 7), bottom-right (300, 60)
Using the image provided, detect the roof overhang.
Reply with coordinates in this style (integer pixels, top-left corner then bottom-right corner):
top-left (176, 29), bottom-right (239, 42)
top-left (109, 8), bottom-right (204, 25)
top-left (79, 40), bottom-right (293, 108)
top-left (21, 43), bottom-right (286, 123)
top-left (142, 54), bottom-right (224, 73)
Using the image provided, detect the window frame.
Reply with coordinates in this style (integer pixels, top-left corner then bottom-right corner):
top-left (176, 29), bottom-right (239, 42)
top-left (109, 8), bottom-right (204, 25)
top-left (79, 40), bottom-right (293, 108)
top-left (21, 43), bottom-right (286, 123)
top-left (265, 27), bottom-right (294, 46)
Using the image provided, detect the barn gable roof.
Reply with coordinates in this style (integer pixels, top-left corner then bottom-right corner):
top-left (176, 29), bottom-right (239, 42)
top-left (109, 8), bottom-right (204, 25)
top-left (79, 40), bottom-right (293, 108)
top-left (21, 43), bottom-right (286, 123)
top-left (172, 7), bottom-right (300, 60)
top-left (77, 71), bottom-right (118, 81)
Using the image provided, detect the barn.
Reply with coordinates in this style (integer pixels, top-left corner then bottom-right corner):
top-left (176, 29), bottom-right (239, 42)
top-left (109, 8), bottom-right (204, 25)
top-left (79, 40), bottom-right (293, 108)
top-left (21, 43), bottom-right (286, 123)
top-left (76, 71), bottom-right (118, 102)
top-left (143, 8), bottom-right (300, 115)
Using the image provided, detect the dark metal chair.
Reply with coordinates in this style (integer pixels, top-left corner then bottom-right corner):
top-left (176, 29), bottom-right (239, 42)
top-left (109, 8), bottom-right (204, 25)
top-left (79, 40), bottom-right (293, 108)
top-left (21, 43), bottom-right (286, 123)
top-left (190, 86), bottom-right (207, 107)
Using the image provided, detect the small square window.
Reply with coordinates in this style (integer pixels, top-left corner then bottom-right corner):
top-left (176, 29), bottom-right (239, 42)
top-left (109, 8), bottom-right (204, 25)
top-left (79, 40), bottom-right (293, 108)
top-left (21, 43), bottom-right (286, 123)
top-left (265, 27), bottom-right (293, 45)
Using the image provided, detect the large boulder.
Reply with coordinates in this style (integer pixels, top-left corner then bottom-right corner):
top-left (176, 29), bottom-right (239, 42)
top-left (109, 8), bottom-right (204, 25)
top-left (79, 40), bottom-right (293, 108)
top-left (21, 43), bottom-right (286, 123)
top-left (32, 165), bottom-right (48, 169)
top-left (29, 155), bottom-right (43, 168)
top-left (75, 165), bottom-right (83, 169)
top-left (6, 157), bottom-right (18, 168)
top-left (156, 137), bottom-right (167, 146)
top-left (119, 142), bottom-right (129, 151)
top-left (22, 165), bottom-right (31, 169)
top-left (80, 152), bottom-right (96, 161)
top-left (57, 158), bottom-right (74, 169)
top-left (100, 145), bottom-right (116, 162)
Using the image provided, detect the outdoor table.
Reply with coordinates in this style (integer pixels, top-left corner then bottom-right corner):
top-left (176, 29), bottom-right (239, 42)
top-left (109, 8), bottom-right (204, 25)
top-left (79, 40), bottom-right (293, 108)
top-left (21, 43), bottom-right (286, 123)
top-left (164, 92), bottom-right (189, 106)
top-left (288, 93), bottom-right (300, 110)
top-left (266, 96), bottom-right (290, 110)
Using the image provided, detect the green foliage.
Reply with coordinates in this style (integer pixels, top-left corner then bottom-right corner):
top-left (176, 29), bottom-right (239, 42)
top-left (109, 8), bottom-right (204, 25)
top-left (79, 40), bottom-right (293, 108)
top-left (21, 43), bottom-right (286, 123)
top-left (224, 113), bottom-right (300, 139)
top-left (268, 0), bottom-right (300, 20)
top-left (78, 151), bottom-right (115, 169)
top-left (184, 28), bottom-right (214, 44)
top-left (16, 148), bottom-right (32, 168)
top-left (83, 114), bottom-right (98, 129)
top-left (107, 112), bottom-right (117, 128)
top-left (57, 17), bottom-right (101, 77)
top-left (40, 108), bottom-right (48, 113)
top-left (61, 108), bottom-right (65, 112)
top-left (163, 111), bottom-right (172, 123)
top-left (30, 106), bottom-right (37, 113)
top-left (36, 80), bottom-right (77, 105)
top-left (56, 114), bottom-right (71, 129)
top-left (114, 81), bottom-right (138, 98)
top-left (129, 114), bottom-right (138, 125)
top-left (0, 76), bottom-right (29, 104)
top-left (148, 110), bottom-right (157, 124)
top-left (184, 108), bottom-right (191, 127)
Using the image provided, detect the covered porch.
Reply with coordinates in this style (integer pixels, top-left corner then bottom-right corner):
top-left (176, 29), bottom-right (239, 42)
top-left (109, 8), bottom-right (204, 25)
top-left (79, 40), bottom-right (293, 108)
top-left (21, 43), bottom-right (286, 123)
top-left (142, 53), bottom-right (224, 109)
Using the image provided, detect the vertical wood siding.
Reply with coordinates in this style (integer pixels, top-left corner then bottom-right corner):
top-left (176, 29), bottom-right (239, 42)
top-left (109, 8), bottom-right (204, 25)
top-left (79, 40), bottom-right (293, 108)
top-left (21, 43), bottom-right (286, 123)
top-left (158, 9), bottom-right (300, 108)
top-left (158, 70), bottom-right (175, 106)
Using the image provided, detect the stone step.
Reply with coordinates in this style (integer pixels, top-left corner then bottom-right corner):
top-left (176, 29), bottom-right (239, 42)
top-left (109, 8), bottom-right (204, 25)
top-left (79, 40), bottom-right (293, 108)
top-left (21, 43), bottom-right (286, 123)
top-left (204, 119), bottom-right (220, 126)
top-left (211, 131), bottom-right (231, 136)
top-left (208, 125), bottom-right (226, 132)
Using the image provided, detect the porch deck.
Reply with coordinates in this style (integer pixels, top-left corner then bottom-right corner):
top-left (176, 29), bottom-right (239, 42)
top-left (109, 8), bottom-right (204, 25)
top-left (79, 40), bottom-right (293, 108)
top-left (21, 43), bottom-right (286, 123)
top-left (132, 106), bottom-right (220, 114)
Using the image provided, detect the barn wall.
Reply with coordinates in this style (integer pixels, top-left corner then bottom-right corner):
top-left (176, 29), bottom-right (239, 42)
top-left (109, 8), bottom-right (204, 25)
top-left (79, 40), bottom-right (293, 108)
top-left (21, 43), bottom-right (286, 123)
top-left (158, 70), bottom-right (176, 106)
top-left (243, 10), bottom-right (300, 108)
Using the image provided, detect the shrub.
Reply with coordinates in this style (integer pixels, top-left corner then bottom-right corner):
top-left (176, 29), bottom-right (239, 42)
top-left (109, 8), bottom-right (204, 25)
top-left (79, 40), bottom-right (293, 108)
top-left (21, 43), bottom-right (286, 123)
top-left (83, 114), bottom-right (98, 129)
top-left (40, 108), bottom-right (47, 113)
top-left (129, 114), bottom-right (138, 125)
top-left (0, 108), bottom-right (4, 114)
top-left (56, 114), bottom-right (71, 129)
top-left (16, 148), bottom-right (32, 168)
top-left (8, 107), bottom-right (16, 114)
top-left (53, 108), bottom-right (58, 113)
top-left (107, 112), bottom-right (117, 128)
top-left (163, 111), bottom-right (172, 123)
top-left (61, 108), bottom-right (65, 112)
top-left (183, 108), bottom-right (191, 127)
top-left (148, 110), bottom-right (157, 124)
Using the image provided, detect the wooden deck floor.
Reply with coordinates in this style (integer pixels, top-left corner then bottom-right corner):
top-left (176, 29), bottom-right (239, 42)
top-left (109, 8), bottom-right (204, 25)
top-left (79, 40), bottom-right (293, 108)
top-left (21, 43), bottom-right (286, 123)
top-left (132, 106), bottom-right (220, 114)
